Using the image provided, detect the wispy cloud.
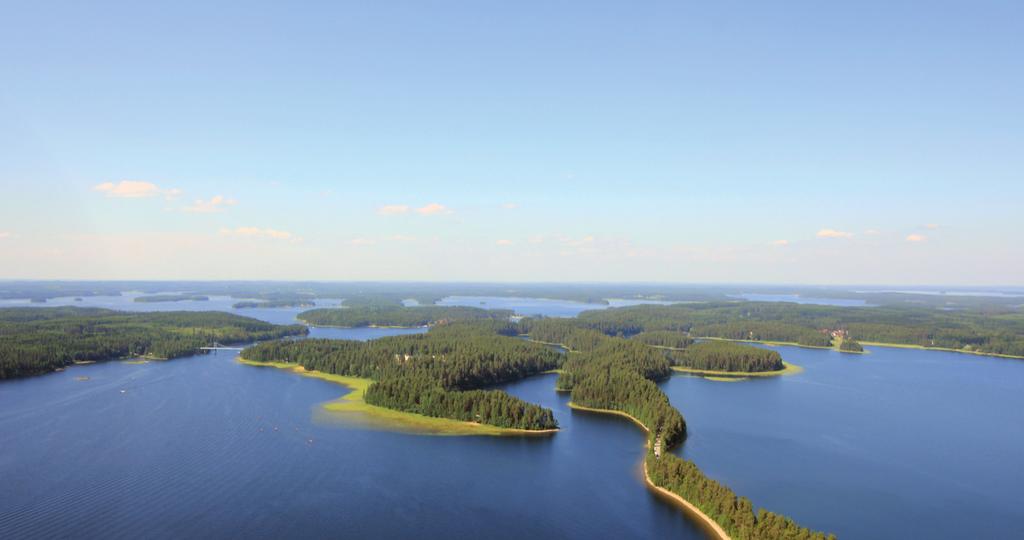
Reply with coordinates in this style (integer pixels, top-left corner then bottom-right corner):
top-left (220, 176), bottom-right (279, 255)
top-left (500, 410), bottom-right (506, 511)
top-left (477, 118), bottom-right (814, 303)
top-left (184, 195), bottom-right (237, 213)
top-left (0, 231), bottom-right (12, 239)
top-left (93, 180), bottom-right (181, 199)
top-left (416, 203), bottom-right (452, 216)
top-left (349, 238), bottom-right (377, 246)
top-left (906, 234), bottom-right (927, 242)
top-left (924, 223), bottom-right (940, 230)
top-left (501, 203), bottom-right (519, 210)
top-left (219, 227), bottom-right (296, 241)
top-left (377, 204), bottom-right (410, 216)
top-left (495, 239), bottom-right (513, 246)
top-left (390, 235), bottom-right (417, 242)
top-left (865, 229), bottom-right (881, 235)
top-left (772, 239), bottom-right (790, 246)
top-left (816, 228), bottom-right (854, 239)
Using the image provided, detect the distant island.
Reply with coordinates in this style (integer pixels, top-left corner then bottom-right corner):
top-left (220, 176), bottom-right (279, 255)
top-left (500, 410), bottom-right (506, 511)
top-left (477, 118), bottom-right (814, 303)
top-left (134, 294), bottom-right (209, 303)
top-left (298, 305), bottom-right (513, 328)
top-left (233, 300), bottom-right (316, 309)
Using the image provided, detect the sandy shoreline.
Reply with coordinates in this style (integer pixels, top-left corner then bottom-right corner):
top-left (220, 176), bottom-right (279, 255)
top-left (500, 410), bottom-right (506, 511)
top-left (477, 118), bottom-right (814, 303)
top-left (568, 402), bottom-right (730, 540)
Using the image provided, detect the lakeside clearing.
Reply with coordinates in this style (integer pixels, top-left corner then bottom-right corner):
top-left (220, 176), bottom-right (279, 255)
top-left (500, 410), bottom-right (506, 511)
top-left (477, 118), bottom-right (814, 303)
top-left (568, 402), bottom-right (731, 540)
top-left (238, 358), bottom-right (558, 437)
top-left (671, 361), bottom-right (803, 379)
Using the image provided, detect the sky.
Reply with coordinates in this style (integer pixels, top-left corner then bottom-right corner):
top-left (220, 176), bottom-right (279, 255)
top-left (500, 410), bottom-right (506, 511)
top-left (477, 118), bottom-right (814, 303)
top-left (1, 1), bottom-right (1021, 284)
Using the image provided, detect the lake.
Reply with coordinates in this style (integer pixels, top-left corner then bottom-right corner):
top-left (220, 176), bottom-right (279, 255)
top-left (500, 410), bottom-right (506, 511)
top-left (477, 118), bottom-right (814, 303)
top-left (667, 343), bottom-right (1024, 539)
top-left (0, 344), bottom-right (704, 539)
top-left (435, 295), bottom-right (675, 317)
top-left (2, 296), bottom-right (1022, 539)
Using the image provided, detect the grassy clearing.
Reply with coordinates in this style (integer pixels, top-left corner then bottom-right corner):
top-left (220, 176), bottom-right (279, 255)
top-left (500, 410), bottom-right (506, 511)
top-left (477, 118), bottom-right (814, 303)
top-left (238, 358), bottom-right (557, 437)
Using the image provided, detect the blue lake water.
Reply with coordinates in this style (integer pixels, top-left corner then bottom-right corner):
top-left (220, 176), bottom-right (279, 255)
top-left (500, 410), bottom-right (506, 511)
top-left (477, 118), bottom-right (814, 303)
top-left (435, 295), bottom-right (674, 317)
top-left (0, 349), bottom-right (703, 539)
top-left (667, 344), bottom-right (1024, 539)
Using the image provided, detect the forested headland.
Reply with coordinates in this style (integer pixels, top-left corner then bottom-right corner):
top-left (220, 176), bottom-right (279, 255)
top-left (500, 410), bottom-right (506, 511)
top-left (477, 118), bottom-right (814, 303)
top-left (241, 322), bottom-right (560, 430)
top-left (543, 321), bottom-right (832, 539)
top-left (298, 305), bottom-right (513, 328)
top-left (0, 307), bottom-right (308, 379)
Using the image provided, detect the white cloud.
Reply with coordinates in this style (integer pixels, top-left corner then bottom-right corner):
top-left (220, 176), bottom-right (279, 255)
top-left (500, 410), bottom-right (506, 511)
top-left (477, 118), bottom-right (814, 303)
top-left (0, 231), bottom-right (11, 239)
top-left (349, 238), bottom-right (376, 246)
top-left (495, 239), bottom-right (513, 246)
top-left (925, 223), bottom-right (940, 230)
top-left (865, 229), bottom-right (881, 235)
top-left (772, 239), bottom-right (790, 246)
top-left (416, 203), bottom-right (452, 216)
top-left (93, 180), bottom-right (180, 199)
top-left (377, 204), bottom-right (410, 216)
top-left (183, 195), bottom-right (237, 213)
top-left (816, 228), bottom-right (854, 239)
top-left (501, 203), bottom-right (519, 209)
top-left (219, 227), bottom-right (296, 241)
top-left (390, 235), bottom-right (417, 242)
top-left (906, 234), bottom-right (927, 242)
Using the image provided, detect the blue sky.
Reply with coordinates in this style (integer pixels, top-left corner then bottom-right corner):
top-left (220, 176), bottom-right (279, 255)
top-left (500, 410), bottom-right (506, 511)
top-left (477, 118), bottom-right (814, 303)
top-left (1, 1), bottom-right (1021, 283)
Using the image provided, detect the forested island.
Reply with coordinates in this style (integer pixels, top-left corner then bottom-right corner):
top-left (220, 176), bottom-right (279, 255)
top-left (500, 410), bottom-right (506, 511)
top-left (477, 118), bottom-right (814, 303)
top-left (233, 300), bottom-right (316, 309)
top-left (669, 341), bottom-right (786, 374)
top-left (0, 307), bottom-right (307, 379)
top-left (134, 294), bottom-right (209, 303)
top-left (298, 305), bottom-right (513, 328)
top-left (240, 321), bottom-right (559, 430)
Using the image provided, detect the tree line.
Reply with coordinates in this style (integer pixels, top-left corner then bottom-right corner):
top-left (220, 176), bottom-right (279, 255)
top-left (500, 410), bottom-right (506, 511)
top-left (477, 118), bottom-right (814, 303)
top-left (0, 307), bottom-right (308, 379)
top-left (572, 302), bottom-right (1024, 357)
top-left (669, 341), bottom-right (785, 373)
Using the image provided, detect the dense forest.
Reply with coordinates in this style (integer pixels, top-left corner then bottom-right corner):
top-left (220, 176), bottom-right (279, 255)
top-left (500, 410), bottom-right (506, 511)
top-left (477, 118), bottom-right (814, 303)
top-left (134, 294), bottom-right (210, 303)
top-left (241, 322), bottom-right (560, 430)
top-left (670, 341), bottom-right (785, 373)
top-left (630, 330), bottom-right (694, 349)
top-left (575, 303), bottom-right (1024, 357)
top-left (0, 308), bottom-right (307, 379)
top-left (298, 305), bottom-right (513, 328)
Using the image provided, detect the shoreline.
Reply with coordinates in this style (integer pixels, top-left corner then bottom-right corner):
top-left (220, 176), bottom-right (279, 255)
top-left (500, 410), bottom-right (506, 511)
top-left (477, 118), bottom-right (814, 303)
top-left (567, 402), bottom-right (730, 540)
top-left (238, 358), bottom-right (558, 436)
top-left (700, 336), bottom-right (1024, 360)
top-left (670, 361), bottom-right (803, 379)
top-left (642, 465), bottom-right (732, 540)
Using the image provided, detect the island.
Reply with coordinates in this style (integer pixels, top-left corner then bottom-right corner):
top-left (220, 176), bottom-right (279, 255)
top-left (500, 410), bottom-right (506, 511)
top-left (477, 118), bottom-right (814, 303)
top-left (233, 299), bottom-right (316, 309)
top-left (134, 294), bottom-right (209, 303)
top-left (0, 307), bottom-right (307, 379)
top-left (298, 305), bottom-right (513, 328)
